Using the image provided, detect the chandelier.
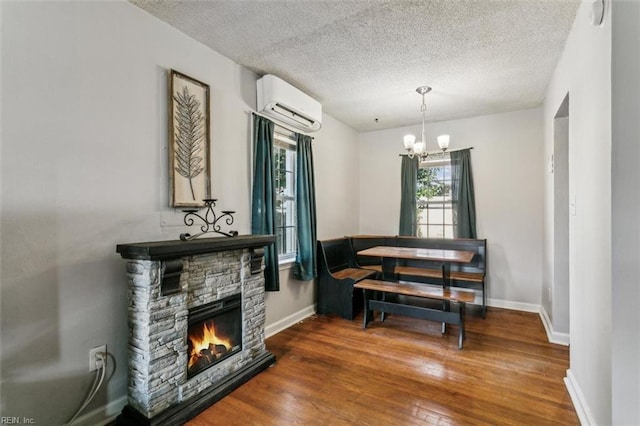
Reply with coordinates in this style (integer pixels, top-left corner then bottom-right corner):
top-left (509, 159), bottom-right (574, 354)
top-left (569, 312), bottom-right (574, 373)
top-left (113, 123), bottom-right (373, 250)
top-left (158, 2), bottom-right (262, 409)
top-left (403, 86), bottom-right (450, 161)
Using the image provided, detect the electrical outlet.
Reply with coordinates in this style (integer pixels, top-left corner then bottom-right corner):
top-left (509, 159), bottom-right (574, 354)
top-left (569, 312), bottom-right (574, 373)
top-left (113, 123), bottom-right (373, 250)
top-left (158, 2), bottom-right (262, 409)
top-left (548, 287), bottom-right (552, 302)
top-left (89, 345), bottom-right (107, 372)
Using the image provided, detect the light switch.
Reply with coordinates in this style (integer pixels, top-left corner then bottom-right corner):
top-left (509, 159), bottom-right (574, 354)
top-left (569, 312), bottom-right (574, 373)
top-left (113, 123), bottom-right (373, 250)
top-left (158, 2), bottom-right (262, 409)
top-left (570, 195), bottom-right (576, 216)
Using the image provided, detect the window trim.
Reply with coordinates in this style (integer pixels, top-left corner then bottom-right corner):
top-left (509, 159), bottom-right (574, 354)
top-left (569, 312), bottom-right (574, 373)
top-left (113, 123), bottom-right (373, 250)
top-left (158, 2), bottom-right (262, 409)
top-left (273, 126), bottom-right (298, 261)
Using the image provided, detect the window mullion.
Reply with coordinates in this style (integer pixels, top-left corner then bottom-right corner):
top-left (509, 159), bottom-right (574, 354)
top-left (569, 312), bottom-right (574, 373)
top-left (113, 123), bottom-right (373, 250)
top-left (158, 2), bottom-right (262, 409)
top-left (417, 159), bottom-right (453, 239)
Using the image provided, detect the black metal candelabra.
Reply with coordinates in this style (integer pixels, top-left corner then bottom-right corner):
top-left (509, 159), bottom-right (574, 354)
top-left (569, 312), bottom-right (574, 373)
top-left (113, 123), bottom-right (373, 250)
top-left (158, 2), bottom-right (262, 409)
top-left (179, 199), bottom-right (238, 241)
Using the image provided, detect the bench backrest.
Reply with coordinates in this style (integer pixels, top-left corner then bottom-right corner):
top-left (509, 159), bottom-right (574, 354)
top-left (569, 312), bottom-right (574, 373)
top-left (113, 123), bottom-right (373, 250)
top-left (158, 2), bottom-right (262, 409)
top-left (348, 235), bottom-right (398, 267)
top-left (317, 238), bottom-right (354, 274)
top-left (319, 235), bottom-right (486, 276)
top-left (396, 236), bottom-right (486, 274)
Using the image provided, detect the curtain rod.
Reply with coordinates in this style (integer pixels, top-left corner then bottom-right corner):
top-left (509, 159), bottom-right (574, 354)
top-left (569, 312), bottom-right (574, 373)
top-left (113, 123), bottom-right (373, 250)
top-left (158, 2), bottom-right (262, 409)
top-left (398, 147), bottom-right (473, 156)
top-left (250, 111), bottom-right (315, 140)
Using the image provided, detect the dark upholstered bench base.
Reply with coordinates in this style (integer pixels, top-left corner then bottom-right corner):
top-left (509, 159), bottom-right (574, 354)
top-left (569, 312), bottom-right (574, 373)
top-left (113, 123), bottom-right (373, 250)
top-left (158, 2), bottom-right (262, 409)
top-left (317, 239), bottom-right (377, 320)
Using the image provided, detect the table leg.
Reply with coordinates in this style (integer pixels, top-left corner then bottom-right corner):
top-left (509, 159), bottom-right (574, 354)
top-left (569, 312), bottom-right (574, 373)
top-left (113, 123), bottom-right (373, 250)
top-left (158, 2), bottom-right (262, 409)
top-left (458, 302), bottom-right (466, 349)
top-left (441, 263), bottom-right (451, 333)
top-left (381, 257), bottom-right (396, 281)
top-left (380, 291), bottom-right (387, 322)
top-left (380, 257), bottom-right (396, 323)
top-left (442, 262), bottom-right (451, 287)
top-left (362, 289), bottom-right (370, 329)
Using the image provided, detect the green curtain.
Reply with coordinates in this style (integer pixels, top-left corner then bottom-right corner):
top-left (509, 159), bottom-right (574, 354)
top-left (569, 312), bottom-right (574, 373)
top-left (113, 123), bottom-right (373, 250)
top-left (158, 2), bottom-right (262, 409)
top-left (292, 134), bottom-right (317, 281)
top-left (251, 115), bottom-right (280, 291)
top-left (399, 155), bottom-right (419, 236)
top-left (450, 149), bottom-right (477, 238)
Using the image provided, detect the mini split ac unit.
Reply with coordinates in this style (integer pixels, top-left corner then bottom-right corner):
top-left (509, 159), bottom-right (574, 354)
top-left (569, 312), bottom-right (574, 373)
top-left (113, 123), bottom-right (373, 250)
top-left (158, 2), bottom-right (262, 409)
top-left (256, 74), bottom-right (322, 133)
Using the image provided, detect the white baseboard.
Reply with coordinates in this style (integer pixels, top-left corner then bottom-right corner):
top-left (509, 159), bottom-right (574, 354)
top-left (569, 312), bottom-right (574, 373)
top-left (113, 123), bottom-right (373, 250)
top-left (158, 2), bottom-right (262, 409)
top-left (565, 369), bottom-right (596, 425)
top-left (539, 306), bottom-right (570, 346)
top-left (71, 395), bottom-right (127, 426)
top-left (265, 305), bottom-right (316, 338)
top-left (487, 297), bottom-right (540, 313)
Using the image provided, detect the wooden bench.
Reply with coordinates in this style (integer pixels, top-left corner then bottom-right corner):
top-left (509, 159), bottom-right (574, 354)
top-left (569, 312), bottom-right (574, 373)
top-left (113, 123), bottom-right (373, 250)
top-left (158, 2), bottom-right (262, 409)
top-left (317, 238), bottom-right (377, 320)
top-left (348, 234), bottom-right (397, 271)
top-left (349, 235), bottom-right (487, 318)
top-left (354, 279), bottom-right (475, 349)
top-left (360, 265), bottom-right (484, 284)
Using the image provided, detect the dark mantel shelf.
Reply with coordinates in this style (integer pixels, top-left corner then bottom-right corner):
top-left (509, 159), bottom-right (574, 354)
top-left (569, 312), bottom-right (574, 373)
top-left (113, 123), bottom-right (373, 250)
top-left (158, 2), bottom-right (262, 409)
top-left (116, 234), bottom-right (275, 260)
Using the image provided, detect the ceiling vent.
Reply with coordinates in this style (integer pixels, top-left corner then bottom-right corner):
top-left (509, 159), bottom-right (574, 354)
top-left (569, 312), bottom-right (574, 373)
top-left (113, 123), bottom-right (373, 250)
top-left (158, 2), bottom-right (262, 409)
top-left (256, 75), bottom-right (322, 133)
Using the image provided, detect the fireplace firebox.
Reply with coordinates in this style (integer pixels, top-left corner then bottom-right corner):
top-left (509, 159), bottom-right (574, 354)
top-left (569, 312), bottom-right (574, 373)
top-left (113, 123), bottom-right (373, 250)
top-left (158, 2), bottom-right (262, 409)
top-left (187, 294), bottom-right (242, 379)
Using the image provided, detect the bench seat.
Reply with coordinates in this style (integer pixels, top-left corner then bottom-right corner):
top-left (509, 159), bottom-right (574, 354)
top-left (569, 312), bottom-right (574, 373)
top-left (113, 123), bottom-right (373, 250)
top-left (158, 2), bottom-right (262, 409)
top-left (361, 265), bottom-right (484, 283)
top-left (354, 279), bottom-right (475, 303)
top-left (332, 268), bottom-right (377, 281)
top-left (354, 279), bottom-right (472, 349)
top-left (317, 238), bottom-right (377, 320)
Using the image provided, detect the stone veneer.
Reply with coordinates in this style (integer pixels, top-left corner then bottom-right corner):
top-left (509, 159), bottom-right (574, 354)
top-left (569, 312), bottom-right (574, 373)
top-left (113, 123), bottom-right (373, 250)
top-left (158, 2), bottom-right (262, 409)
top-left (116, 235), bottom-right (275, 423)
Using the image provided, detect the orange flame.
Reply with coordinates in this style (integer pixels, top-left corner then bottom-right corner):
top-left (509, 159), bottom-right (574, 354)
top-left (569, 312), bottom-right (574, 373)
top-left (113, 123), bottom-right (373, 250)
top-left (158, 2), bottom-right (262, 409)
top-left (188, 321), bottom-right (233, 370)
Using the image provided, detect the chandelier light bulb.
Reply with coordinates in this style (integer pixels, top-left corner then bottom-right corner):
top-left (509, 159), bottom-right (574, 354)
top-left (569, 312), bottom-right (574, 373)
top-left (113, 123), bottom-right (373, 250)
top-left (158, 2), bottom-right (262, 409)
top-left (403, 134), bottom-right (416, 150)
top-left (413, 141), bottom-right (425, 154)
top-left (437, 134), bottom-right (450, 151)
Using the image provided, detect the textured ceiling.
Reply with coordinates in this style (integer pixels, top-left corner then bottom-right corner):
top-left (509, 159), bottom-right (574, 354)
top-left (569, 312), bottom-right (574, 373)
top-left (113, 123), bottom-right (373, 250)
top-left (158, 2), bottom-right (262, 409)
top-left (131, 0), bottom-right (580, 132)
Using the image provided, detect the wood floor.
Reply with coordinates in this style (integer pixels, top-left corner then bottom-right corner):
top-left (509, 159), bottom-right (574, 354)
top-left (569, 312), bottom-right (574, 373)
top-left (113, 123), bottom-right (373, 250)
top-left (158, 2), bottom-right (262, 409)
top-left (187, 305), bottom-right (578, 425)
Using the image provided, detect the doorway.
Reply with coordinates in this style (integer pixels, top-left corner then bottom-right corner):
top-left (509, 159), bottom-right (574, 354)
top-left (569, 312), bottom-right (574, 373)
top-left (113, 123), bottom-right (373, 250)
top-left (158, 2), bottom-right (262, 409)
top-left (553, 94), bottom-right (570, 337)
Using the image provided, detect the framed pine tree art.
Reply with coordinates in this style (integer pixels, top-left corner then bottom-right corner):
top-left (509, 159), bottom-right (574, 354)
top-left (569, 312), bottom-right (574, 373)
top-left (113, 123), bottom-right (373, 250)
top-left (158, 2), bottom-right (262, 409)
top-left (169, 70), bottom-right (211, 207)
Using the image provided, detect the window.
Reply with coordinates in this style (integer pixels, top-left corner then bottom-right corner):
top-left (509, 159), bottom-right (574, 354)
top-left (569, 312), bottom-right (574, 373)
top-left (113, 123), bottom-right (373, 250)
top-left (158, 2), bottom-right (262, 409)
top-left (274, 127), bottom-right (297, 261)
top-left (417, 153), bottom-right (453, 238)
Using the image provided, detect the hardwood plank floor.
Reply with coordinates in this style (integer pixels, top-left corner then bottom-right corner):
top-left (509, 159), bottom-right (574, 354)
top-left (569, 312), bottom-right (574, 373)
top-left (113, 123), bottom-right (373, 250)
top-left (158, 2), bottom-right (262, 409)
top-left (187, 305), bottom-right (578, 425)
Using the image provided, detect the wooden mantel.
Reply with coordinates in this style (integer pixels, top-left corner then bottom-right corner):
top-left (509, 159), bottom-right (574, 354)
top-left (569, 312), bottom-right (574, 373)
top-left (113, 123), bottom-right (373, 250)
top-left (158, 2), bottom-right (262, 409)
top-left (116, 234), bottom-right (275, 260)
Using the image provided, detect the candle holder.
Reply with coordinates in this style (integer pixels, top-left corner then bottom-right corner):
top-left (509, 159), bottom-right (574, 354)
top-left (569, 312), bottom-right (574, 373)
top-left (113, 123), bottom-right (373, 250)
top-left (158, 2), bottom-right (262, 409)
top-left (179, 199), bottom-right (238, 241)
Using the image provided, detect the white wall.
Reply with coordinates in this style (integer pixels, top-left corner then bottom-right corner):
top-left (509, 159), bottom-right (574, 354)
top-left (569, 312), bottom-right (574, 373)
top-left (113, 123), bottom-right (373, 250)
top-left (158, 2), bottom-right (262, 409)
top-left (611, 1), bottom-right (640, 425)
top-left (543, 1), bottom-right (611, 424)
top-left (0, 1), bottom-right (358, 423)
top-left (359, 108), bottom-right (544, 308)
top-left (314, 114), bottom-right (361, 240)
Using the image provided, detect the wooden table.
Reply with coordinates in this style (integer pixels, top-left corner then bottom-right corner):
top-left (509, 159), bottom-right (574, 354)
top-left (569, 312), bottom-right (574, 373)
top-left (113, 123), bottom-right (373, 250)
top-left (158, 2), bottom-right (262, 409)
top-left (357, 245), bottom-right (475, 287)
top-left (356, 245), bottom-right (476, 344)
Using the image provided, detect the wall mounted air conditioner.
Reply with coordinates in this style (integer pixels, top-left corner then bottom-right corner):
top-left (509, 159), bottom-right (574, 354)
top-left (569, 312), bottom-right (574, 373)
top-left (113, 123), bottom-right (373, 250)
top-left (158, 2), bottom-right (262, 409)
top-left (256, 74), bottom-right (322, 132)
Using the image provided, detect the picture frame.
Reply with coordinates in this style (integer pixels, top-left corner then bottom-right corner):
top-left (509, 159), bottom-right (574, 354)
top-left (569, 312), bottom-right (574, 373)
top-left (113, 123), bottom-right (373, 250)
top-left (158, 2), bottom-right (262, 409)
top-left (169, 69), bottom-right (211, 207)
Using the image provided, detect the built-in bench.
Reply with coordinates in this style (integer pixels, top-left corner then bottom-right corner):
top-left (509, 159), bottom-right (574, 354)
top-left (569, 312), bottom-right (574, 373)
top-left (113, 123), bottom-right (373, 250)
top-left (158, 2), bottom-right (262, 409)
top-left (316, 238), bottom-right (377, 320)
top-left (354, 279), bottom-right (474, 349)
top-left (359, 266), bottom-right (484, 286)
top-left (349, 235), bottom-right (487, 317)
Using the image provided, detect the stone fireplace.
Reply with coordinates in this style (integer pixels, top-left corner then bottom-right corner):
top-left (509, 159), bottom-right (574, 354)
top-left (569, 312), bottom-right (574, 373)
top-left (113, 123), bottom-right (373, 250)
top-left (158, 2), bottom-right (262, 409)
top-left (115, 235), bottom-right (276, 425)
